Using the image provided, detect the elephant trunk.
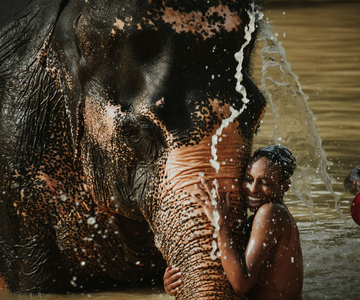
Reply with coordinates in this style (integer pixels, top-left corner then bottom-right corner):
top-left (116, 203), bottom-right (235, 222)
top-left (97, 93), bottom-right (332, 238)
top-left (151, 108), bottom-right (252, 298)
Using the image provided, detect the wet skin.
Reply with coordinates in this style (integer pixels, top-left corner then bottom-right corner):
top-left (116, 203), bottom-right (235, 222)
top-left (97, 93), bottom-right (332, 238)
top-left (166, 157), bottom-right (303, 299)
top-left (0, 0), bottom-right (265, 297)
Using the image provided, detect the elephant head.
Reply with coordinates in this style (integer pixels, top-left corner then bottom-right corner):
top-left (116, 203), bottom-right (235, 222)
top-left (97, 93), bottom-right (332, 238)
top-left (0, 0), bottom-right (265, 298)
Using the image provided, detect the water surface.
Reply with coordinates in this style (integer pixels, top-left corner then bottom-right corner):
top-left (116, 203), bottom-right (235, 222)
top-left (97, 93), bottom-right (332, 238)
top-left (253, 2), bottom-right (360, 299)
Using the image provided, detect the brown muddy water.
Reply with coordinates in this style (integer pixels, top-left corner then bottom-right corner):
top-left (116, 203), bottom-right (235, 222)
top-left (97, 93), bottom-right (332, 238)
top-left (1, 1), bottom-right (359, 300)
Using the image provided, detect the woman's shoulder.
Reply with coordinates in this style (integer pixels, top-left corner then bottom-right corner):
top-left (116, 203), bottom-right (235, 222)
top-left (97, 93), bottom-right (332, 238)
top-left (254, 203), bottom-right (291, 226)
top-left (257, 202), bottom-right (288, 215)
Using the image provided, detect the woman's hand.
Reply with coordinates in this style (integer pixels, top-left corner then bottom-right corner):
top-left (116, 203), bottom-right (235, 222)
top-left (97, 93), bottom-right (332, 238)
top-left (163, 267), bottom-right (182, 296)
top-left (192, 178), bottom-right (231, 227)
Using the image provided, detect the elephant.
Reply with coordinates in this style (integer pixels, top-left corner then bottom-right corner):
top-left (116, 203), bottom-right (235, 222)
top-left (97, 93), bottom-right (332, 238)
top-left (0, 0), bottom-right (266, 298)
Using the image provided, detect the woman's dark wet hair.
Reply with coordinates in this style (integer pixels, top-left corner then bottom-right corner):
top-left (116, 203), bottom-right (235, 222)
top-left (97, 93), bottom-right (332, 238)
top-left (251, 145), bottom-right (296, 183)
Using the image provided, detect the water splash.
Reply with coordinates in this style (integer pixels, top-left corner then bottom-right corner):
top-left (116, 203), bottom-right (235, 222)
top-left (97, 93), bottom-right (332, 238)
top-left (257, 20), bottom-right (344, 219)
top-left (210, 183), bottom-right (221, 260)
top-left (210, 2), bottom-right (262, 173)
top-left (235, 2), bottom-right (263, 104)
top-left (209, 4), bottom-right (262, 261)
top-left (210, 107), bottom-right (242, 172)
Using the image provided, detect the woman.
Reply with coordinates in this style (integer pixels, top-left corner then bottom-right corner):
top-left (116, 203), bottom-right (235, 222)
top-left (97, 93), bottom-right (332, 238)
top-left (164, 145), bottom-right (303, 299)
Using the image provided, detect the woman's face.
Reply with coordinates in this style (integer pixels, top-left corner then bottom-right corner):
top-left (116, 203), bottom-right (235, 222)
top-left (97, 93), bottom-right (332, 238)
top-left (242, 157), bottom-right (288, 212)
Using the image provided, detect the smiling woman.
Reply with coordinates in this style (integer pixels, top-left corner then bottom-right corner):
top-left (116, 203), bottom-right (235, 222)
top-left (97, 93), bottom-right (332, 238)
top-left (243, 145), bottom-right (296, 212)
top-left (243, 157), bottom-right (287, 211)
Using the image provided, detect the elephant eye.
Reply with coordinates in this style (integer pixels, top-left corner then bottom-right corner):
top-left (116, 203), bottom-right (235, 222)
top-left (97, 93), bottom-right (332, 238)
top-left (131, 31), bottom-right (164, 64)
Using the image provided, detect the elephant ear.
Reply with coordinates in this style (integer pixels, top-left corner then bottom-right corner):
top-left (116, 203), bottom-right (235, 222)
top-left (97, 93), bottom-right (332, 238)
top-left (0, 0), bottom-right (72, 158)
top-left (38, 0), bottom-right (87, 158)
top-left (0, 0), bottom-right (30, 29)
top-left (0, 0), bottom-right (65, 29)
top-left (0, 0), bottom-right (66, 67)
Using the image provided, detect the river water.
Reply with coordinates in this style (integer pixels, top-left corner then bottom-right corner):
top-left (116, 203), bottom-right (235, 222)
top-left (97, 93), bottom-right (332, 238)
top-left (1, 1), bottom-right (359, 300)
top-left (252, 2), bottom-right (360, 300)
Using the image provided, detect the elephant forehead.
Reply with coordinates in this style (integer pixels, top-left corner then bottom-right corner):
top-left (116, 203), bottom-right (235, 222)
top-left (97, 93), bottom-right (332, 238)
top-left (160, 4), bottom-right (242, 39)
top-left (110, 3), bottom-right (242, 39)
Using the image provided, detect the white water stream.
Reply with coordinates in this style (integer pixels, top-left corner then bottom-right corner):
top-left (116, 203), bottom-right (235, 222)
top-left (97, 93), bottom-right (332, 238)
top-left (209, 3), bottom-right (262, 261)
top-left (257, 17), bottom-right (342, 220)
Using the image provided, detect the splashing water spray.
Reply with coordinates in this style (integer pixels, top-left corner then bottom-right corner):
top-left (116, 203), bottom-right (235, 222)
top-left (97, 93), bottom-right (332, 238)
top-left (258, 17), bottom-right (343, 220)
top-left (209, 3), bottom-right (262, 261)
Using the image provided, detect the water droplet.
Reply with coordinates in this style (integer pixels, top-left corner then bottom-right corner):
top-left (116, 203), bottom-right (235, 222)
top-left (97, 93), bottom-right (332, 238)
top-left (210, 240), bottom-right (218, 261)
top-left (87, 217), bottom-right (96, 225)
top-left (234, 4), bottom-right (261, 104)
top-left (60, 194), bottom-right (68, 202)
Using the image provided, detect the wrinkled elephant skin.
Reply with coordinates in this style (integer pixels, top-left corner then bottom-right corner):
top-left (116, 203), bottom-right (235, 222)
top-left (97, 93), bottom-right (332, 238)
top-left (0, 0), bottom-right (265, 298)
